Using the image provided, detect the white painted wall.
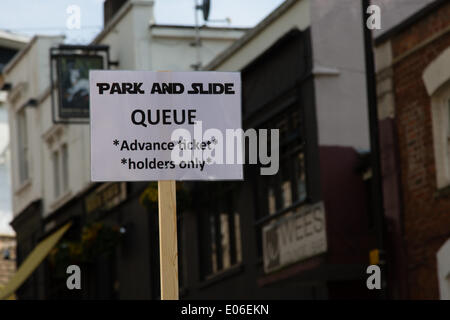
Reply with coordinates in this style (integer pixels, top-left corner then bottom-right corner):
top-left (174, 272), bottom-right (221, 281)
top-left (149, 28), bottom-right (245, 71)
top-left (0, 105), bottom-right (13, 234)
top-left (5, 36), bottom-right (63, 218)
top-left (310, 0), bottom-right (370, 150)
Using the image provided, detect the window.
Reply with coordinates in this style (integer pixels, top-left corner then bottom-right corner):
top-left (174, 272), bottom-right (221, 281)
top-left (199, 185), bottom-right (242, 278)
top-left (431, 85), bottom-right (450, 189)
top-left (423, 48), bottom-right (450, 190)
top-left (253, 106), bottom-right (308, 257)
top-left (447, 99), bottom-right (450, 139)
top-left (52, 144), bottom-right (70, 200)
top-left (257, 107), bottom-right (307, 220)
top-left (446, 274), bottom-right (450, 298)
top-left (16, 109), bottom-right (29, 184)
top-left (207, 211), bottom-right (242, 275)
top-left (442, 96), bottom-right (450, 184)
top-left (53, 151), bottom-right (60, 198)
top-left (443, 98), bottom-right (450, 180)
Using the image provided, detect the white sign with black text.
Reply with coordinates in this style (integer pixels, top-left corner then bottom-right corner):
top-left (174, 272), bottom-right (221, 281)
top-left (89, 71), bottom-right (242, 181)
top-left (262, 202), bottom-right (327, 274)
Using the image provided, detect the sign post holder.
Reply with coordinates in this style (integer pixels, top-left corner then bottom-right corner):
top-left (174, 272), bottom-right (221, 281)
top-left (157, 70), bottom-right (178, 300)
top-left (158, 180), bottom-right (178, 300)
top-left (89, 70), bottom-right (242, 301)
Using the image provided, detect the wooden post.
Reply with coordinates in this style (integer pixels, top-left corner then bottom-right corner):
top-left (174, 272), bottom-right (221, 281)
top-left (158, 180), bottom-right (179, 300)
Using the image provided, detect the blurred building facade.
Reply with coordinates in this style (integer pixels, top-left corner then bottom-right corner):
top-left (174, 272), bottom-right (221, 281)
top-left (2, 0), bottom-right (247, 299)
top-left (3, 0), bottom-right (382, 300)
top-left (3, 0), bottom-right (447, 300)
top-left (179, 0), bottom-right (380, 299)
top-left (374, 0), bottom-right (450, 299)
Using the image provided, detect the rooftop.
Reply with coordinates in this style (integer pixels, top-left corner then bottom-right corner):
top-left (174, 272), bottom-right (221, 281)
top-left (0, 30), bottom-right (29, 51)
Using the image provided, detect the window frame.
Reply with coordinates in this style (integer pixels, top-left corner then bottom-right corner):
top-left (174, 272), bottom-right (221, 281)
top-left (45, 126), bottom-right (71, 206)
top-left (197, 184), bottom-right (243, 280)
top-left (250, 95), bottom-right (320, 259)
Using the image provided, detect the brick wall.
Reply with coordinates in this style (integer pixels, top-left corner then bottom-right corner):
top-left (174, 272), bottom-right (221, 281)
top-left (389, 2), bottom-right (450, 299)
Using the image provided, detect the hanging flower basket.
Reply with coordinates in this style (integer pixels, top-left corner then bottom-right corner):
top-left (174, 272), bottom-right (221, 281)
top-left (48, 222), bottom-right (121, 276)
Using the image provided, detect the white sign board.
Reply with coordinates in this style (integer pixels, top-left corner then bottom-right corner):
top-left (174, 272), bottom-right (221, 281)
top-left (262, 202), bottom-right (327, 273)
top-left (89, 71), bottom-right (242, 181)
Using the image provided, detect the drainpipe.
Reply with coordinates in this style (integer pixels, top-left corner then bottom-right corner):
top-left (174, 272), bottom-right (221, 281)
top-left (362, 0), bottom-right (388, 299)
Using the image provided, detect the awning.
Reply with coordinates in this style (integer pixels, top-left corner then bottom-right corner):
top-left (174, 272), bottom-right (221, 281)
top-left (0, 222), bottom-right (72, 300)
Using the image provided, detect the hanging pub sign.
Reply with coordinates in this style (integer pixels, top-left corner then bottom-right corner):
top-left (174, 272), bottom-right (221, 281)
top-left (57, 55), bottom-right (104, 119)
top-left (50, 44), bottom-right (111, 124)
top-left (89, 70), bottom-right (243, 181)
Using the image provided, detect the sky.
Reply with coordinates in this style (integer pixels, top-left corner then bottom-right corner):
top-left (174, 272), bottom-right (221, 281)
top-left (0, 0), bottom-right (285, 43)
top-left (0, 0), bottom-right (437, 43)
